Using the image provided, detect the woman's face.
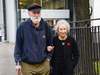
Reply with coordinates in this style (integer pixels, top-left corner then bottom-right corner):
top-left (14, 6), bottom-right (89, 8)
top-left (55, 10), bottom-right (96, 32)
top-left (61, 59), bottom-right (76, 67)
top-left (58, 24), bottom-right (67, 37)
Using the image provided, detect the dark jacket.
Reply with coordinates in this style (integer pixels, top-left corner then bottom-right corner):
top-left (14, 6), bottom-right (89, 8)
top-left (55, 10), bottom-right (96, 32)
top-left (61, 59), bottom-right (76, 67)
top-left (14, 18), bottom-right (53, 65)
top-left (51, 36), bottom-right (79, 75)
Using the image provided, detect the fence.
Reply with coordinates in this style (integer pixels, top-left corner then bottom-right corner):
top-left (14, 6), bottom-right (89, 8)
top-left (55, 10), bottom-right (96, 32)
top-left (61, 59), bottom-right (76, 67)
top-left (70, 26), bottom-right (100, 75)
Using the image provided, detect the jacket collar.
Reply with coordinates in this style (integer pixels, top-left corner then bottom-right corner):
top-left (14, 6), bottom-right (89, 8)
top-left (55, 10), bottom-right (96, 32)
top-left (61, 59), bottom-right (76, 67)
top-left (27, 18), bottom-right (44, 29)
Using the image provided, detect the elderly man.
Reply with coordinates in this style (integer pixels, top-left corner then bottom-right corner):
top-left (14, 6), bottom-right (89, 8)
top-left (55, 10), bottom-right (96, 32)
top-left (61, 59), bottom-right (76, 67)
top-left (14, 3), bottom-right (53, 75)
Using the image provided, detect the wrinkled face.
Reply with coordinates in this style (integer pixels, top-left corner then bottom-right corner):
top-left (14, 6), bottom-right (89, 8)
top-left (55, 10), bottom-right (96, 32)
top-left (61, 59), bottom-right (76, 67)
top-left (28, 11), bottom-right (41, 24)
top-left (58, 24), bottom-right (67, 37)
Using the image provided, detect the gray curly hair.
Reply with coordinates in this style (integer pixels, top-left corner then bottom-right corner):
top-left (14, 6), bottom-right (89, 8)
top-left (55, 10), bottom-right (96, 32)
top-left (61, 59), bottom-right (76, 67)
top-left (54, 20), bottom-right (70, 33)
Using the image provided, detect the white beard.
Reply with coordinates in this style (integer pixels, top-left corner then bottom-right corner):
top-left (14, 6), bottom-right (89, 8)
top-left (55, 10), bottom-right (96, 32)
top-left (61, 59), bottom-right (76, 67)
top-left (30, 16), bottom-right (41, 24)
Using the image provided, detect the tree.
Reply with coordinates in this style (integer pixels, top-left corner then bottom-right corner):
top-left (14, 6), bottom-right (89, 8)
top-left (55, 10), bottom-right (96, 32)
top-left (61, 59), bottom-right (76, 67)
top-left (73, 0), bottom-right (96, 75)
top-left (74, 0), bottom-right (90, 26)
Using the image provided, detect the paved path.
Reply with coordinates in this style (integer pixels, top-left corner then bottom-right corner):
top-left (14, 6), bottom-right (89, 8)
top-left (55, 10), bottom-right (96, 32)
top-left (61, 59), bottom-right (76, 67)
top-left (0, 43), bottom-right (17, 75)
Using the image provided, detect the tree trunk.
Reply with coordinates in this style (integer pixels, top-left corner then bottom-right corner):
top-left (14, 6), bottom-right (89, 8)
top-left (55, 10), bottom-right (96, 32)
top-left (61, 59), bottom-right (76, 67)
top-left (74, 0), bottom-right (95, 75)
top-left (74, 0), bottom-right (90, 27)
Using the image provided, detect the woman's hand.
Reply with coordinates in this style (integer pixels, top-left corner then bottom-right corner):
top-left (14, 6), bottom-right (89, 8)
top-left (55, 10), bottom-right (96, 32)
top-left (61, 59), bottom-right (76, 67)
top-left (47, 46), bottom-right (54, 52)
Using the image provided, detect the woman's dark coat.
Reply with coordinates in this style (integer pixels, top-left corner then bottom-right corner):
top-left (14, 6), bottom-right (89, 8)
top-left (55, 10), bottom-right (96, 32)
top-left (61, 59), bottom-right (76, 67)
top-left (51, 36), bottom-right (79, 75)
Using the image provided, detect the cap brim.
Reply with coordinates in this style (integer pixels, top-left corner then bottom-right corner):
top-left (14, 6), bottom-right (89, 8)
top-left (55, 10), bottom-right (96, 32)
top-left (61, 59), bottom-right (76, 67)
top-left (30, 9), bottom-right (41, 11)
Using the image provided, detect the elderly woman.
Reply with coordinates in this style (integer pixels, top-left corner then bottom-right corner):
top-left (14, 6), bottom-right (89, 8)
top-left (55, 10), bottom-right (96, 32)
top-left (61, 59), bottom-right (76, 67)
top-left (48, 20), bottom-right (79, 75)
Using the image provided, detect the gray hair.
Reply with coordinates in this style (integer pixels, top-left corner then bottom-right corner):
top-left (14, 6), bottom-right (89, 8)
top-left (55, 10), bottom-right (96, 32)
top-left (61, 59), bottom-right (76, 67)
top-left (54, 20), bottom-right (70, 33)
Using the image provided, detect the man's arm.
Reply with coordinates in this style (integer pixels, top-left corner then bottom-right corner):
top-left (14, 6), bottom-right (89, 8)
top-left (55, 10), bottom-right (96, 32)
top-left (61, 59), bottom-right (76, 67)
top-left (14, 27), bottom-right (22, 65)
top-left (46, 22), bottom-right (54, 60)
top-left (14, 26), bottom-right (23, 74)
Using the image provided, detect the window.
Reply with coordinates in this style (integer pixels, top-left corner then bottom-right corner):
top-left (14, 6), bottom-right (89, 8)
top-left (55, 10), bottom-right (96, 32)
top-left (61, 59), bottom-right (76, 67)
top-left (18, 0), bottom-right (67, 9)
top-left (18, 0), bottom-right (41, 9)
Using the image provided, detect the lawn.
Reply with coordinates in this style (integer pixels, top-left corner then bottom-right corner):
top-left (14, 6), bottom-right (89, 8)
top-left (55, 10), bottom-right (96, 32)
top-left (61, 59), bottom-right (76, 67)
top-left (95, 61), bottom-right (100, 75)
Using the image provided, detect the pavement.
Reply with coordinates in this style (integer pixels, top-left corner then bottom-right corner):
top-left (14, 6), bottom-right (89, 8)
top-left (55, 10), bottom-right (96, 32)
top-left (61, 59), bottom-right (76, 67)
top-left (0, 43), bottom-right (17, 75)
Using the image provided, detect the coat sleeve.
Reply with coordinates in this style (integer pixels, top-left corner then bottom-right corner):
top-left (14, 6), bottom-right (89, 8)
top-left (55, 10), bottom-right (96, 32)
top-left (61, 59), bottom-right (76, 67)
top-left (72, 37), bottom-right (80, 68)
top-left (46, 22), bottom-right (53, 60)
top-left (14, 26), bottom-right (23, 65)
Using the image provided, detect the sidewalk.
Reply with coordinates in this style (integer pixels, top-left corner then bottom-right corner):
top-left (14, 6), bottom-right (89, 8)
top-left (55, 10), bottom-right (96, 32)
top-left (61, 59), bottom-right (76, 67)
top-left (0, 43), bottom-right (17, 75)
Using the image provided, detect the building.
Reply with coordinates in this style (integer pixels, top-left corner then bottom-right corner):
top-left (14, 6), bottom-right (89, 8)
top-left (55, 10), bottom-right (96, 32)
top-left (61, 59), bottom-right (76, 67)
top-left (0, 0), bottom-right (72, 43)
top-left (0, 0), bottom-right (3, 32)
top-left (89, 0), bottom-right (100, 26)
top-left (0, 0), bottom-right (99, 43)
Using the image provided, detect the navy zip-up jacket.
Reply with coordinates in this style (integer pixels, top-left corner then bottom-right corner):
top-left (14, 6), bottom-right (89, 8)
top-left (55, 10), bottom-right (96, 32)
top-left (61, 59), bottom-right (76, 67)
top-left (14, 18), bottom-right (53, 65)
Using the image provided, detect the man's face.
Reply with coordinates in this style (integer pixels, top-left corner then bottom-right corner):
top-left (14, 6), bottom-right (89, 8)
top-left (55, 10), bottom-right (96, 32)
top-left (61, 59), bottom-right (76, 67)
top-left (28, 11), bottom-right (41, 24)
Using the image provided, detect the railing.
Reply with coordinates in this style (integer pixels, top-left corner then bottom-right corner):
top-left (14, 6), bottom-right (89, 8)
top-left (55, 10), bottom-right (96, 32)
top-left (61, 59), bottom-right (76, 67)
top-left (70, 26), bottom-right (100, 75)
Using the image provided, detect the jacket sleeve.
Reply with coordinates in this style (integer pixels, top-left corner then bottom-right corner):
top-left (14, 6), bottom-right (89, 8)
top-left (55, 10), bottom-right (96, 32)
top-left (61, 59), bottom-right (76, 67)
top-left (46, 22), bottom-right (53, 60)
top-left (14, 26), bottom-right (23, 65)
top-left (72, 37), bottom-right (80, 68)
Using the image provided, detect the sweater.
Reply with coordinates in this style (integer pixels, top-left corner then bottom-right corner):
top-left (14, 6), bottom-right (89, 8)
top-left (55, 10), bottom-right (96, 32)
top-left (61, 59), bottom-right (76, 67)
top-left (14, 18), bottom-right (53, 65)
top-left (51, 35), bottom-right (79, 75)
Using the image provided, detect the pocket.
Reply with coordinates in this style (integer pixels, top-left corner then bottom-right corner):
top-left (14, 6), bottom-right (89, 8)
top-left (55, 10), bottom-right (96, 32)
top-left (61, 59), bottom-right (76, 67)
top-left (46, 59), bottom-right (50, 65)
top-left (45, 59), bottom-right (50, 72)
top-left (68, 62), bottom-right (73, 72)
top-left (71, 62), bottom-right (74, 72)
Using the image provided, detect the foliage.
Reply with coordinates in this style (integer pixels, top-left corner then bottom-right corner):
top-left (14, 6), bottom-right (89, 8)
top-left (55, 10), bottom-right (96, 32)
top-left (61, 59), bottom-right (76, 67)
top-left (95, 62), bottom-right (100, 75)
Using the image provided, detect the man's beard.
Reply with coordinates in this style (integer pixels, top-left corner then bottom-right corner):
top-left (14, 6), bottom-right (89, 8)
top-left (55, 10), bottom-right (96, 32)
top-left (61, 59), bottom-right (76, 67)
top-left (30, 16), bottom-right (41, 24)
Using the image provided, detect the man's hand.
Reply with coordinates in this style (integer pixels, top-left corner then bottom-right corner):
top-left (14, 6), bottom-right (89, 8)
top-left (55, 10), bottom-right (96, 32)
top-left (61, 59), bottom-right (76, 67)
top-left (47, 46), bottom-right (54, 52)
top-left (15, 65), bottom-right (22, 75)
top-left (47, 58), bottom-right (50, 61)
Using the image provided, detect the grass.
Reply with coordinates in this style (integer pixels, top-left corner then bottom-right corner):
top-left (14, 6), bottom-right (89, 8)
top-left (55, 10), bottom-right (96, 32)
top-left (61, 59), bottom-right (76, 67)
top-left (95, 61), bottom-right (100, 75)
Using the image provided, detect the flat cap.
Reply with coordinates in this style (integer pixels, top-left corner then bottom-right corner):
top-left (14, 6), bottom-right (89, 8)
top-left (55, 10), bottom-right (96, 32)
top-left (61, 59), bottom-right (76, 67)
top-left (27, 3), bottom-right (42, 11)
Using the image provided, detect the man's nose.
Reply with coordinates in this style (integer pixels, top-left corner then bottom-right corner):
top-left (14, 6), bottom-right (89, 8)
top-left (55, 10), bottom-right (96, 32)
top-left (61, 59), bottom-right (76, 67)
top-left (36, 14), bottom-right (39, 16)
